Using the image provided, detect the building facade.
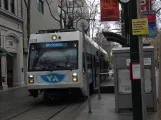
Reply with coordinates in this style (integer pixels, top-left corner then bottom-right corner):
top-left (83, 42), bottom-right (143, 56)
top-left (0, 0), bottom-right (24, 89)
top-left (0, 0), bottom-right (90, 89)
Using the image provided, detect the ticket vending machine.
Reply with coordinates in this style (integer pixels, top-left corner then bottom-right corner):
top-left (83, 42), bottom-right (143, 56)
top-left (113, 46), bottom-right (157, 112)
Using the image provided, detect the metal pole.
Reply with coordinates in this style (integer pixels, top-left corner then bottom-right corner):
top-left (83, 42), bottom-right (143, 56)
top-left (158, 32), bottom-right (161, 120)
top-left (82, 23), bottom-right (92, 113)
top-left (139, 39), bottom-right (147, 120)
top-left (129, 0), bottom-right (143, 119)
top-left (137, 0), bottom-right (146, 120)
top-left (98, 73), bottom-right (101, 99)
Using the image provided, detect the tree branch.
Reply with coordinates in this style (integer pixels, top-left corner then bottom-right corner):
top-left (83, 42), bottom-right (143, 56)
top-left (157, 8), bottom-right (161, 13)
top-left (45, 0), bottom-right (59, 22)
top-left (24, 0), bottom-right (28, 8)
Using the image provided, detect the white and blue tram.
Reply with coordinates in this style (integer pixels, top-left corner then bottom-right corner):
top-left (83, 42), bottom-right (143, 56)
top-left (27, 29), bottom-right (109, 100)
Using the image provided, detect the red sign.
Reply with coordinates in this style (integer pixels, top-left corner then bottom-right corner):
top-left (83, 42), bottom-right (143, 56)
top-left (141, 0), bottom-right (152, 11)
top-left (142, 11), bottom-right (156, 37)
top-left (100, 0), bottom-right (119, 21)
top-left (142, 11), bottom-right (156, 22)
top-left (130, 62), bottom-right (141, 80)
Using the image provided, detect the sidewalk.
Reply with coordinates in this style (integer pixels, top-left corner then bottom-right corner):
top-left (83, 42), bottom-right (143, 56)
top-left (0, 85), bottom-right (26, 93)
top-left (0, 86), bottom-right (40, 114)
top-left (75, 94), bottom-right (157, 120)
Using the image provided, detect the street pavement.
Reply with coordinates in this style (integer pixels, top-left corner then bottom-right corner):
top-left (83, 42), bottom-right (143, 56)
top-left (0, 69), bottom-right (158, 120)
top-left (74, 69), bottom-right (158, 120)
top-left (0, 88), bottom-right (157, 120)
top-left (74, 94), bottom-right (157, 120)
top-left (0, 87), bottom-right (41, 114)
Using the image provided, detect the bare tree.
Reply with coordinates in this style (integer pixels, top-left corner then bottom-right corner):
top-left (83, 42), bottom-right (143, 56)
top-left (153, 0), bottom-right (161, 28)
top-left (86, 0), bottom-right (99, 38)
top-left (93, 31), bottom-right (117, 64)
top-left (46, 0), bottom-right (88, 29)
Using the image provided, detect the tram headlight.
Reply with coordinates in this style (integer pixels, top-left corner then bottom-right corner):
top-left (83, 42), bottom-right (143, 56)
top-left (28, 75), bottom-right (34, 84)
top-left (72, 73), bottom-right (78, 82)
top-left (72, 77), bottom-right (78, 82)
top-left (72, 73), bottom-right (78, 77)
top-left (29, 75), bottom-right (34, 79)
top-left (29, 79), bottom-right (34, 84)
top-left (51, 35), bottom-right (57, 40)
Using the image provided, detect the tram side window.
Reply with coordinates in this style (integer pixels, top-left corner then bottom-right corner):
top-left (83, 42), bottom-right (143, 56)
top-left (83, 52), bottom-right (93, 73)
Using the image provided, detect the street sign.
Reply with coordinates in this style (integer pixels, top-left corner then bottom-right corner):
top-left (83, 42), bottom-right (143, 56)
top-left (132, 18), bottom-right (149, 35)
top-left (130, 62), bottom-right (141, 80)
top-left (141, 0), bottom-right (152, 11)
top-left (142, 10), bottom-right (156, 37)
top-left (76, 19), bottom-right (89, 32)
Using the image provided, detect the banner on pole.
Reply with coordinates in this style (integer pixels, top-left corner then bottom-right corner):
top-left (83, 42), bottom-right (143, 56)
top-left (141, 0), bottom-right (152, 11)
top-left (142, 10), bottom-right (156, 37)
top-left (100, 0), bottom-right (119, 21)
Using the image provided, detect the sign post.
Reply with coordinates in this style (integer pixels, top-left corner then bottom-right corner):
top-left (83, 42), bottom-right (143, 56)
top-left (76, 19), bottom-right (91, 113)
top-left (129, 0), bottom-right (149, 120)
top-left (158, 32), bottom-right (161, 120)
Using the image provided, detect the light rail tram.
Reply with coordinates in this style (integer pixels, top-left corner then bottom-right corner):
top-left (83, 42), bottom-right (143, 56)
top-left (27, 29), bottom-right (109, 101)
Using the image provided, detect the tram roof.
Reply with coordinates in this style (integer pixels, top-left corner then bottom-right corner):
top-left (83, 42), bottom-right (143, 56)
top-left (85, 34), bottom-right (107, 55)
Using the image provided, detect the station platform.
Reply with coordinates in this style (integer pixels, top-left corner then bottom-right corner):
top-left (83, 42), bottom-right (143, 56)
top-left (77, 75), bottom-right (157, 120)
top-left (94, 76), bottom-right (114, 94)
top-left (74, 94), bottom-right (157, 120)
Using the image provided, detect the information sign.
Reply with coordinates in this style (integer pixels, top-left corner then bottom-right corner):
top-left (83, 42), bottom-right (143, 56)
top-left (132, 18), bottom-right (149, 35)
top-left (142, 10), bottom-right (156, 37)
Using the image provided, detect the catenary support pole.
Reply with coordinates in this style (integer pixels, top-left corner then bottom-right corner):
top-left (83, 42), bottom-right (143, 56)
top-left (137, 0), bottom-right (147, 120)
top-left (158, 32), bottom-right (161, 120)
top-left (129, 0), bottom-right (143, 119)
top-left (82, 23), bottom-right (92, 113)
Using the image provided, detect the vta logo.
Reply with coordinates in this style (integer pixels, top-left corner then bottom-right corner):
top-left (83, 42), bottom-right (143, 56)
top-left (40, 73), bottom-right (65, 83)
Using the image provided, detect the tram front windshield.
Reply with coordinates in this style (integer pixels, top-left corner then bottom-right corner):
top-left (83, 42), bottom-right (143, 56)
top-left (28, 41), bottom-right (78, 71)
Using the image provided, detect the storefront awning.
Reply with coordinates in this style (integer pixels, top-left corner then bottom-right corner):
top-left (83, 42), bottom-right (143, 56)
top-left (0, 47), bottom-right (14, 57)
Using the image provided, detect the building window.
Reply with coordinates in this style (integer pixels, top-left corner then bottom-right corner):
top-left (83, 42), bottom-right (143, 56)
top-left (4, 0), bottom-right (8, 10)
top-left (37, 0), bottom-right (44, 14)
top-left (10, 0), bottom-right (15, 13)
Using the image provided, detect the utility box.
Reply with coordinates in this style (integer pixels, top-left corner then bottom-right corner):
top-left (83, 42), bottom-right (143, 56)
top-left (112, 46), bottom-right (157, 112)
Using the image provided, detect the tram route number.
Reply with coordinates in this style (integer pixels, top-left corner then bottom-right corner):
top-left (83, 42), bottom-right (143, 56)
top-left (30, 39), bottom-right (37, 43)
